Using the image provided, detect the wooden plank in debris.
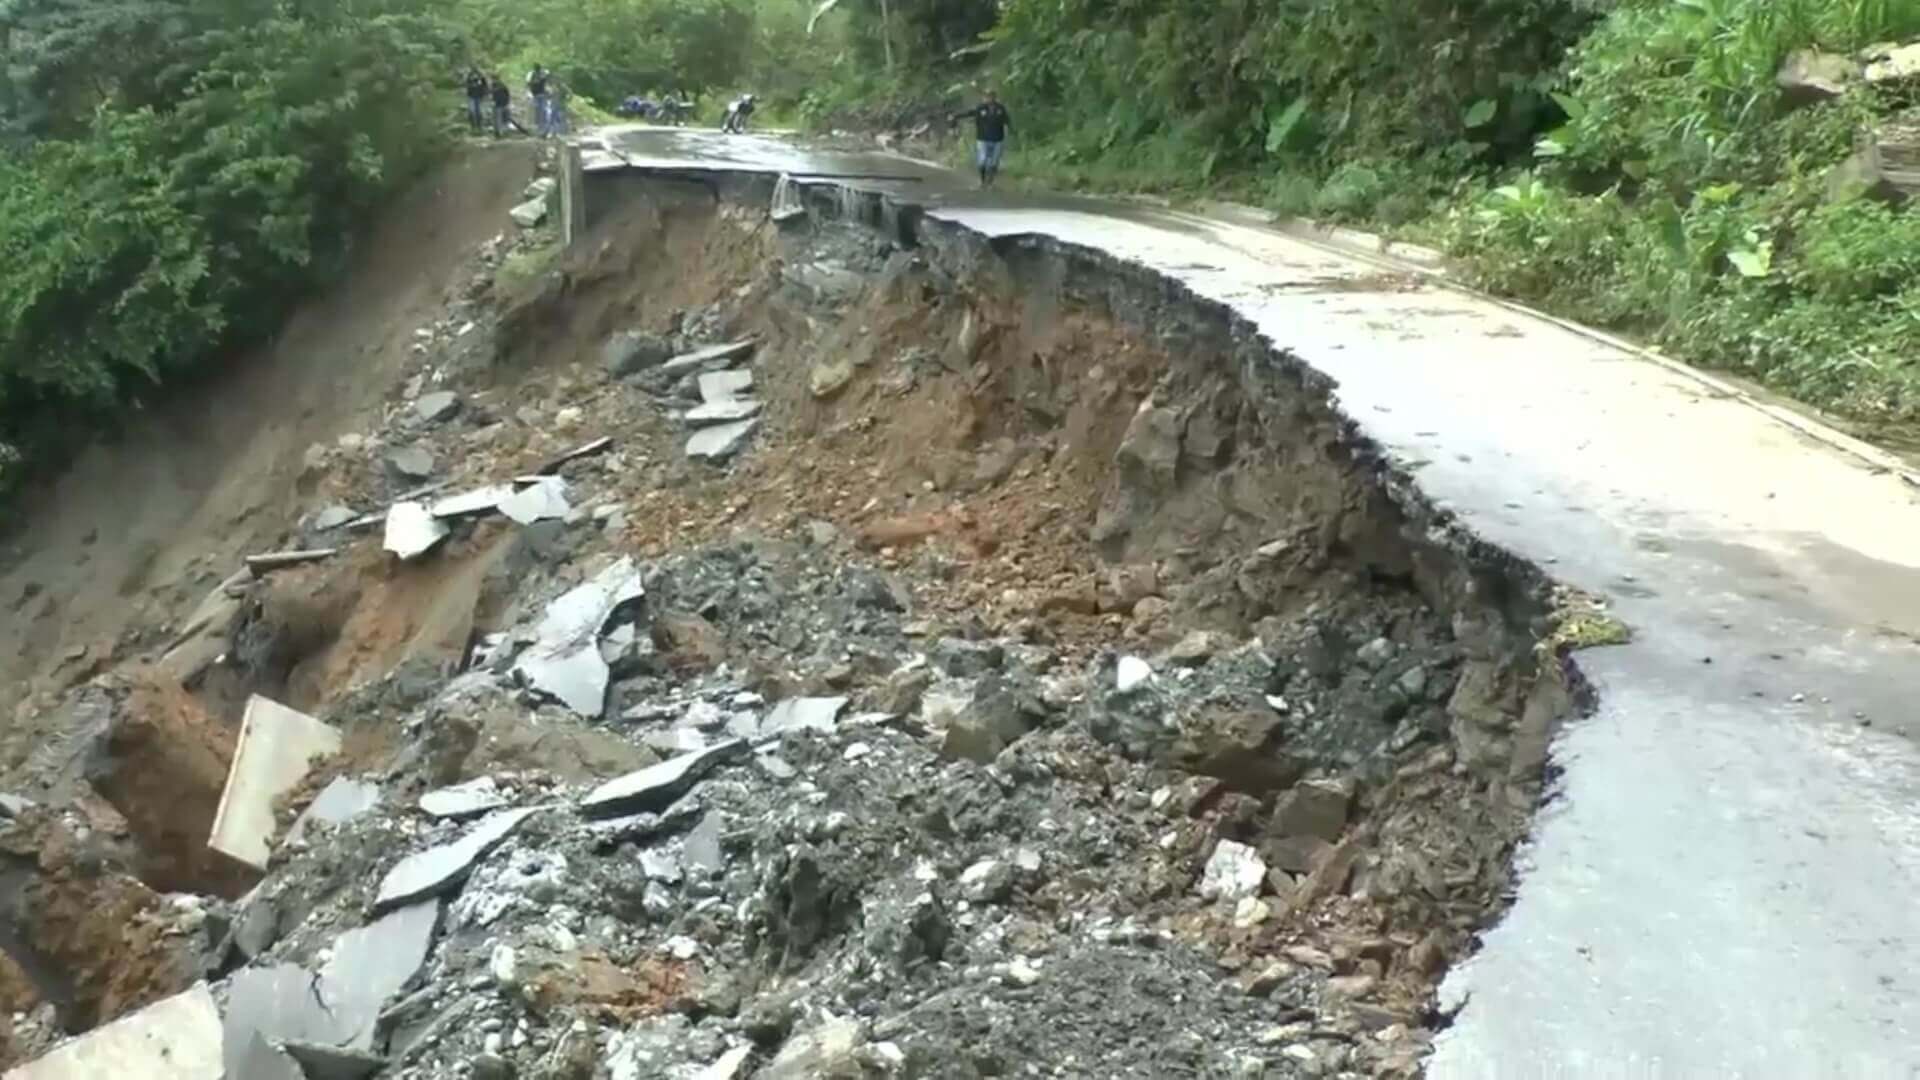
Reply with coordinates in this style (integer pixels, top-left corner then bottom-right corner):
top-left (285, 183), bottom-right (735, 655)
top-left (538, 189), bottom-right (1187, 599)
top-left (536, 436), bottom-right (613, 475)
top-left (244, 549), bottom-right (339, 577)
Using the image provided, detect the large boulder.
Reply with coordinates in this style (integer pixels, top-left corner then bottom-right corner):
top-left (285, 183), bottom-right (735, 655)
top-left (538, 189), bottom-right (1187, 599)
top-left (1862, 40), bottom-right (1920, 87)
top-left (1828, 115), bottom-right (1920, 204)
top-left (603, 330), bottom-right (674, 377)
top-left (1777, 49), bottom-right (1858, 107)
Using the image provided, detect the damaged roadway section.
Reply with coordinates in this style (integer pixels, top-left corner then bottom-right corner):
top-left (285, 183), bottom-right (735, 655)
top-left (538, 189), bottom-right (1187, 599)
top-left (3, 130), bottom-right (1914, 1079)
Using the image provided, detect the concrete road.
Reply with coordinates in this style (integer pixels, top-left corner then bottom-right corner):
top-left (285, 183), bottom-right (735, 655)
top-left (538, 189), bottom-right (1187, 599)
top-left (588, 128), bottom-right (1920, 1076)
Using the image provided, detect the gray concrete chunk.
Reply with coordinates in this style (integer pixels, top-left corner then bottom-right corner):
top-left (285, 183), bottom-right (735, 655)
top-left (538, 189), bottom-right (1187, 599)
top-left (414, 391), bottom-right (461, 424)
top-left (684, 810), bottom-right (726, 875)
top-left (282, 1041), bottom-right (387, 1080)
top-left (760, 696), bottom-right (848, 738)
top-left (286, 776), bottom-right (382, 845)
top-left (419, 777), bottom-right (507, 819)
top-left (685, 399), bottom-right (763, 427)
top-left (686, 419), bottom-right (759, 462)
top-left (386, 446), bottom-right (435, 481)
top-left (430, 484), bottom-right (515, 519)
top-left (316, 900), bottom-right (441, 1047)
top-left (499, 477), bottom-right (570, 525)
top-left (375, 810), bottom-right (536, 911)
top-left (580, 740), bottom-right (748, 818)
top-left (660, 340), bottom-right (755, 376)
top-left (222, 965), bottom-right (333, 1079)
top-left (698, 370), bottom-right (754, 403)
top-left (511, 557), bottom-right (644, 716)
top-left (235, 1033), bottom-right (307, 1080)
top-left (383, 501), bottom-right (449, 560)
top-left (313, 506), bottom-right (360, 532)
top-left (9, 984), bottom-right (222, 1079)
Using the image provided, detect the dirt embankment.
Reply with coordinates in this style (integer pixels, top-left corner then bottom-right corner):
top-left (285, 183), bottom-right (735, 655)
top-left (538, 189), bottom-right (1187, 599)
top-left (0, 159), bottom-right (1582, 1076)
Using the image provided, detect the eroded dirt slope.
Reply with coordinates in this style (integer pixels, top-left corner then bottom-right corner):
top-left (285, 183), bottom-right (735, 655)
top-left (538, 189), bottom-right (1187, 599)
top-left (0, 146), bottom-right (537, 728)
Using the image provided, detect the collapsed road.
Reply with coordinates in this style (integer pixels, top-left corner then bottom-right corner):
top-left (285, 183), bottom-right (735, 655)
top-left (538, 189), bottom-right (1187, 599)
top-left (0, 128), bottom-right (1914, 1078)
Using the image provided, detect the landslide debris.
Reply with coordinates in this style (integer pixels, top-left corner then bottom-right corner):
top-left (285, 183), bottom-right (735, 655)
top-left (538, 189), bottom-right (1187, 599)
top-left (0, 160), bottom-right (1577, 1078)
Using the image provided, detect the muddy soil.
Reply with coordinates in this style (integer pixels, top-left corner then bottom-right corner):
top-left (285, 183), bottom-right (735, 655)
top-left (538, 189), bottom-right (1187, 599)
top-left (0, 160), bottom-right (1583, 1077)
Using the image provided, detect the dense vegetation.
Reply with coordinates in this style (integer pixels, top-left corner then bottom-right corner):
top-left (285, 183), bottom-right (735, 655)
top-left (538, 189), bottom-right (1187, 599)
top-left (4, 0), bottom-right (1920, 498)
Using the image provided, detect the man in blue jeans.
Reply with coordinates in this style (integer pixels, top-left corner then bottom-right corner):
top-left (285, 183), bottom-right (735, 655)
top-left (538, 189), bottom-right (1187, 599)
top-left (463, 68), bottom-right (488, 134)
top-left (527, 66), bottom-right (552, 137)
top-left (952, 89), bottom-right (1012, 188)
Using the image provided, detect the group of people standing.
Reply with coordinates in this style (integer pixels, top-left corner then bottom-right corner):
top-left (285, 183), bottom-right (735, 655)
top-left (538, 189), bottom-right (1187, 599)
top-left (462, 65), bottom-right (566, 139)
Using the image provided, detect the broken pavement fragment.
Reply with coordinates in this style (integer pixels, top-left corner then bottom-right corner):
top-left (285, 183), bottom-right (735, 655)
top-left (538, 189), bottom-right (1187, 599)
top-left (579, 739), bottom-right (748, 818)
top-left (221, 901), bottom-right (441, 1075)
top-left (499, 476), bottom-right (571, 525)
top-left (536, 435), bottom-right (613, 474)
top-left (384, 501), bottom-right (450, 560)
top-left (208, 695), bottom-right (343, 870)
top-left (374, 808), bottom-right (538, 911)
top-left (430, 484), bottom-right (517, 519)
top-left (511, 556), bottom-right (645, 716)
top-left (385, 445), bottom-right (436, 482)
top-left (698, 370), bottom-right (754, 403)
top-left (660, 340), bottom-right (755, 378)
top-left (685, 399), bottom-right (763, 426)
top-left (286, 776), bottom-right (383, 845)
top-left (686, 418), bottom-right (759, 462)
top-left (419, 776), bottom-right (508, 819)
top-left (5, 983), bottom-right (222, 1079)
top-left (758, 696), bottom-right (848, 739)
top-left (414, 390), bottom-right (461, 424)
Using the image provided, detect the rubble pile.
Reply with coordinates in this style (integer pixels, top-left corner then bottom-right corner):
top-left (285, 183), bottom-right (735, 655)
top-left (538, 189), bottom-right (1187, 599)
top-left (0, 168), bottom-right (1574, 1078)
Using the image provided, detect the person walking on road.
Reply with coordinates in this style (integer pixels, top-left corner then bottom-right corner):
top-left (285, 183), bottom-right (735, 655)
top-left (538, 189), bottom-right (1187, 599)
top-left (952, 88), bottom-right (1012, 188)
top-left (489, 74), bottom-right (513, 137)
top-left (528, 65), bottom-right (553, 137)
top-left (463, 67), bottom-right (488, 134)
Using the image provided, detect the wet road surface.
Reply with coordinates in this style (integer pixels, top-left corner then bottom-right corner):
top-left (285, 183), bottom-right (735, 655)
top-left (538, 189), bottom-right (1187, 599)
top-left (591, 127), bottom-right (1920, 1075)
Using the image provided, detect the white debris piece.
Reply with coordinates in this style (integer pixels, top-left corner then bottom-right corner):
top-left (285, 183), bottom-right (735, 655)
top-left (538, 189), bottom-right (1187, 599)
top-left (1116, 655), bottom-right (1154, 694)
top-left (384, 500), bottom-right (449, 559)
top-left (1198, 838), bottom-right (1267, 902)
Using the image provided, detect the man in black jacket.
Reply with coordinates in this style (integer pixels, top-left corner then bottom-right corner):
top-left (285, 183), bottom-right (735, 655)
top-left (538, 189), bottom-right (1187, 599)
top-left (463, 68), bottom-right (488, 134)
top-left (951, 89), bottom-right (1011, 187)
top-left (489, 75), bottom-right (513, 137)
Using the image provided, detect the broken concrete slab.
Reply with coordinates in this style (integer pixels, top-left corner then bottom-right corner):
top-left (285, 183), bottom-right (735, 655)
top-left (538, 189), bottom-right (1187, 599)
top-left (684, 810), bottom-right (725, 875)
top-left (760, 1016), bottom-right (865, 1080)
top-left (222, 902), bottom-right (438, 1075)
top-left (235, 1033), bottom-right (307, 1080)
top-left (419, 777), bottom-right (507, 819)
top-left (499, 476), bottom-right (571, 525)
top-left (222, 966), bottom-right (330, 1079)
top-left (579, 740), bottom-right (748, 818)
top-left (414, 391), bottom-right (461, 424)
top-left (697, 370), bottom-right (754, 403)
top-left (209, 695), bottom-right (343, 870)
top-left (312, 506), bottom-right (360, 532)
top-left (316, 899), bottom-right (441, 1046)
top-left (386, 446), bottom-right (436, 482)
top-left (6, 984), bottom-right (222, 1079)
top-left (686, 419), bottom-right (759, 462)
top-left (384, 501), bottom-right (449, 560)
top-left (659, 340), bottom-right (755, 377)
top-left (685, 399), bottom-right (763, 427)
top-left (759, 696), bottom-right (848, 739)
top-left (511, 557), bottom-right (645, 716)
top-left (282, 1041), bottom-right (387, 1080)
top-left (430, 484), bottom-right (516, 519)
top-left (286, 776), bottom-right (383, 845)
top-left (375, 809), bottom-right (537, 911)
top-left (693, 1045), bottom-right (754, 1080)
